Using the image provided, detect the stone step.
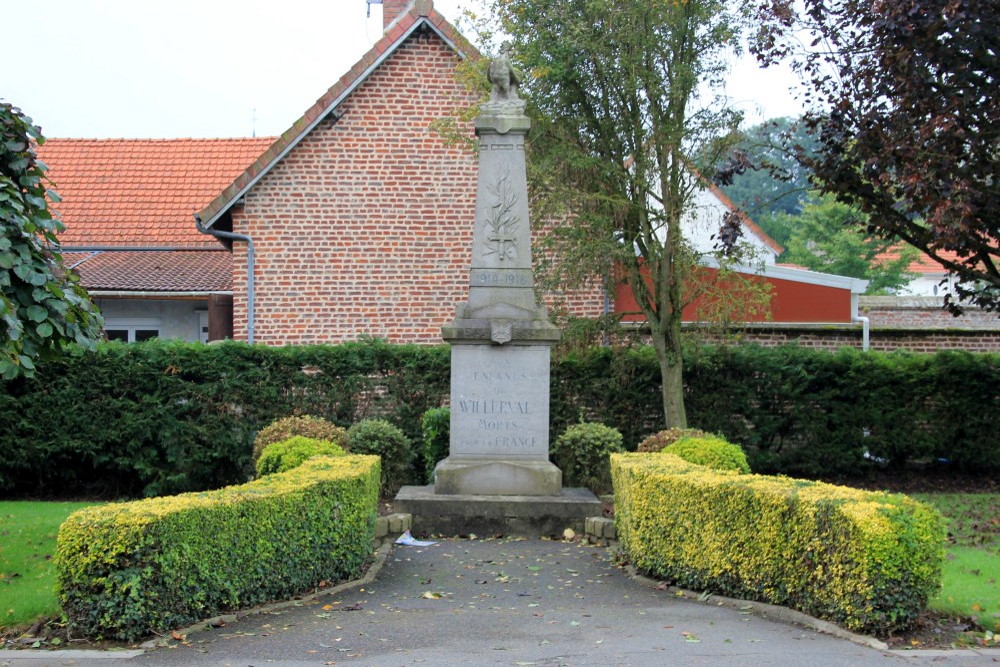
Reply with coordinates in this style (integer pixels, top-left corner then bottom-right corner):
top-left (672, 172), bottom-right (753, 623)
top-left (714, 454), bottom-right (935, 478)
top-left (394, 485), bottom-right (601, 538)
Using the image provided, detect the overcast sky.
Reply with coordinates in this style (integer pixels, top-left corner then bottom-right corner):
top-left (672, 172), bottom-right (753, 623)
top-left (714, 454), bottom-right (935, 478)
top-left (3, 0), bottom-right (804, 139)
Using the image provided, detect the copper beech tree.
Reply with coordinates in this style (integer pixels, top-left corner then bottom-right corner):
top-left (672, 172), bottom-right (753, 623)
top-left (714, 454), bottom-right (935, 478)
top-left (754, 0), bottom-right (1000, 313)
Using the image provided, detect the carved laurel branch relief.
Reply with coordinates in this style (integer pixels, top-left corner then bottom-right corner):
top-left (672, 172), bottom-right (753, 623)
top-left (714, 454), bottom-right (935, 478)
top-left (482, 166), bottom-right (519, 262)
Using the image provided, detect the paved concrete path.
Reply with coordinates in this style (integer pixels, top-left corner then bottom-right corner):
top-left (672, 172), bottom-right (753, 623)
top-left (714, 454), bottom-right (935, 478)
top-left (3, 537), bottom-right (998, 666)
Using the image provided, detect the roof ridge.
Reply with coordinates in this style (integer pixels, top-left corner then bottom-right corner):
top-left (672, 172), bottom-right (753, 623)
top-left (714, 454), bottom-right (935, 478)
top-left (197, 4), bottom-right (478, 228)
top-left (44, 137), bottom-right (277, 143)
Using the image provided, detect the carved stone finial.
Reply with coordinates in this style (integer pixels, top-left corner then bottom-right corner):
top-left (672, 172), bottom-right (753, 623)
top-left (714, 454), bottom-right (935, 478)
top-left (484, 46), bottom-right (526, 115)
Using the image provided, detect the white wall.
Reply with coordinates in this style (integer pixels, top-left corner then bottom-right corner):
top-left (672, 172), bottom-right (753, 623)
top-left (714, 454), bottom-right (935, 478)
top-left (901, 274), bottom-right (955, 297)
top-left (682, 186), bottom-right (778, 265)
top-left (95, 298), bottom-right (208, 342)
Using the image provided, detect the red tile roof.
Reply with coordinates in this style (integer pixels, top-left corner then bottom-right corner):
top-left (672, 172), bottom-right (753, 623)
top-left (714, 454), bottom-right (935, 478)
top-left (875, 246), bottom-right (965, 275)
top-left (39, 138), bottom-right (273, 248)
top-left (63, 250), bottom-right (233, 292)
top-left (197, 0), bottom-right (476, 227)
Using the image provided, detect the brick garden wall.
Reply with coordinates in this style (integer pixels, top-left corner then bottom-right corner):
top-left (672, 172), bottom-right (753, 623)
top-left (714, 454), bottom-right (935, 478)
top-left (683, 296), bottom-right (999, 352)
top-left (721, 326), bottom-right (1000, 352)
top-left (859, 296), bottom-right (999, 330)
top-left (230, 30), bottom-right (603, 345)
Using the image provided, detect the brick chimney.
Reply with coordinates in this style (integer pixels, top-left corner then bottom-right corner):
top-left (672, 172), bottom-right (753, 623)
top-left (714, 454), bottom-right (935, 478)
top-left (382, 0), bottom-right (432, 29)
top-left (382, 0), bottom-right (410, 29)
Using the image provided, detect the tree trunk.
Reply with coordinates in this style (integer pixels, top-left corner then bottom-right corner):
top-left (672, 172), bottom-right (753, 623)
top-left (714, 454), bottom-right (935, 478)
top-left (651, 319), bottom-right (688, 429)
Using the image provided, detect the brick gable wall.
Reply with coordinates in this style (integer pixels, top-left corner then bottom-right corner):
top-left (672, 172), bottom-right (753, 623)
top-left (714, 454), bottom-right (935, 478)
top-left (229, 31), bottom-right (605, 345)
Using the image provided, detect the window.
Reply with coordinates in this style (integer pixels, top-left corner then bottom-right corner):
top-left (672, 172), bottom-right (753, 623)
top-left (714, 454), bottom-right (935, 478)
top-left (103, 318), bottom-right (161, 343)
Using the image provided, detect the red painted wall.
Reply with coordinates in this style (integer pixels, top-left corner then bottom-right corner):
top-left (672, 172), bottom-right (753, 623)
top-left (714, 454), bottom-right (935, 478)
top-left (614, 265), bottom-right (855, 324)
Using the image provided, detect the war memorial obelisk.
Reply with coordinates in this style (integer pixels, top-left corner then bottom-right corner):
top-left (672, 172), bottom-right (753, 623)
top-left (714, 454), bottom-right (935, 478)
top-left (395, 54), bottom-right (601, 536)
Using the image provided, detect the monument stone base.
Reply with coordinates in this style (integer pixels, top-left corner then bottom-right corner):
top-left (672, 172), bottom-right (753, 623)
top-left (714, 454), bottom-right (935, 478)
top-left (394, 485), bottom-right (602, 538)
top-left (433, 457), bottom-right (562, 496)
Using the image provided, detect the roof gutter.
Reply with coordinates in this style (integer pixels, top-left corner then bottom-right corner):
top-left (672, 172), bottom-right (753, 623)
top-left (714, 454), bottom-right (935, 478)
top-left (89, 290), bottom-right (231, 298)
top-left (195, 214), bottom-right (255, 344)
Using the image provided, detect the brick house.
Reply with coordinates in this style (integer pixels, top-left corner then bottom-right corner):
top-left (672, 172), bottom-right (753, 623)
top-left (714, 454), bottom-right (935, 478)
top-left (45, 138), bottom-right (271, 342)
top-left (194, 0), bottom-right (488, 344)
top-left (44, 0), bottom-right (990, 351)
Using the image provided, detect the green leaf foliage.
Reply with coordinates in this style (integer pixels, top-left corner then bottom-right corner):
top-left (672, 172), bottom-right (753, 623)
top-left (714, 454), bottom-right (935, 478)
top-left (420, 407), bottom-right (450, 484)
top-left (1, 102), bottom-right (103, 378)
top-left (0, 338), bottom-right (446, 498)
top-left (550, 422), bottom-right (624, 495)
top-left (255, 436), bottom-right (346, 477)
top-left (485, 0), bottom-right (758, 428)
top-left (347, 419), bottom-right (412, 495)
top-left (778, 194), bottom-right (919, 294)
top-left (56, 455), bottom-right (380, 640)
top-left (716, 117), bottom-right (818, 239)
top-left (637, 427), bottom-right (714, 453)
top-left (612, 452), bottom-right (945, 634)
top-left (754, 0), bottom-right (1000, 312)
top-left (663, 435), bottom-right (751, 474)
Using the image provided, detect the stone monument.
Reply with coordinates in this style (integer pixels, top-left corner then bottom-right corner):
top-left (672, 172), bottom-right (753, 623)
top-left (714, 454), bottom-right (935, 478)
top-left (395, 52), bottom-right (601, 535)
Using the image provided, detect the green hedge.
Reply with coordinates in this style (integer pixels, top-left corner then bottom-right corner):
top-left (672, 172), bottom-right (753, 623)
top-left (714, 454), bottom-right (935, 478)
top-left (255, 436), bottom-right (346, 476)
top-left (611, 452), bottom-right (945, 634)
top-left (1, 340), bottom-right (996, 498)
top-left (555, 345), bottom-right (1000, 475)
top-left (56, 454), bottom-right (380, 641)
top-left (0, 338), bottom-right (446, 497)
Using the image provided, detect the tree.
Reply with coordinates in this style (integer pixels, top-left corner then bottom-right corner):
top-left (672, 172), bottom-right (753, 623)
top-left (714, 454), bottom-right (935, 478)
top-left (717, 116), bottom-right (818, 246)
top-left (484, 0), bottom-right (757, 428)
top-left (1, 102), bottom-right (103, 379)
top-left (754, 0), bottom-right (1000, 313)
top-left (779, 194), bottom-right (919, 294)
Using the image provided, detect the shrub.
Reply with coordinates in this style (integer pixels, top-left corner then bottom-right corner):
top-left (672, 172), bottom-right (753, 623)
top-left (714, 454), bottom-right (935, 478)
top-left (253, 416), bottom-right (348, 464)
top-left (255, 436), bottom-right (345, 477)
top-left (611, 452), bottom-right (945, 634)
top-left (663, 435), bottom-right (751, 473)
top-left (347, 419), bottom-right (412, 494)
top-left (56, 455), bottom-right (380, 641)
top-left (421, 407), bottom-right (450, 483)
top-left (550, 422), bottom-right (624, 494)
top-left (637, 427), bottom-right (713, 453)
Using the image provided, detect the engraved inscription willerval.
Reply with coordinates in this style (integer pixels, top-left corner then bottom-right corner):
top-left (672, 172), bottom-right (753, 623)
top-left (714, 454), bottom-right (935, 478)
top-left (449, 345), bottom-right (550, 460)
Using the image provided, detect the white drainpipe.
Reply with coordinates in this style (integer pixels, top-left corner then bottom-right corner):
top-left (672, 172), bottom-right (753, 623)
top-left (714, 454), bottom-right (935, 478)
top-left (853, 316), bottom-right (870, 351)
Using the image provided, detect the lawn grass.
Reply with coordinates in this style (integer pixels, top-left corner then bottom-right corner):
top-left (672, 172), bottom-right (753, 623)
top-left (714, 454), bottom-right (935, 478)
top-left (0, 501), bottom-right (98, 629)
top-left (912, 493), bottom-right (999, 630)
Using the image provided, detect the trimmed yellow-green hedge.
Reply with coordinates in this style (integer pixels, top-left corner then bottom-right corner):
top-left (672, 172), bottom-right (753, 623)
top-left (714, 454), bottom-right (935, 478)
top-left (662, 435), bottom-right (751, 473)
top-left (611, 452), bottom-right (945, 634)
top-left (56, 455), bottom-right (380, 640)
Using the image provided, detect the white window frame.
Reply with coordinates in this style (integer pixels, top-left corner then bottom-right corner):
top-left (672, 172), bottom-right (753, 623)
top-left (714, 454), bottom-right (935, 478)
top-left (103, 318), bottom-right (162, 343)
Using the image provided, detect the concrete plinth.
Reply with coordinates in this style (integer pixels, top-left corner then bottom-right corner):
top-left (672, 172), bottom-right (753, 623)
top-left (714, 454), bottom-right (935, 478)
top-left (394, 485), bottom-right (602, 538)
top-left (434, 457), bottom-right (562, 496)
